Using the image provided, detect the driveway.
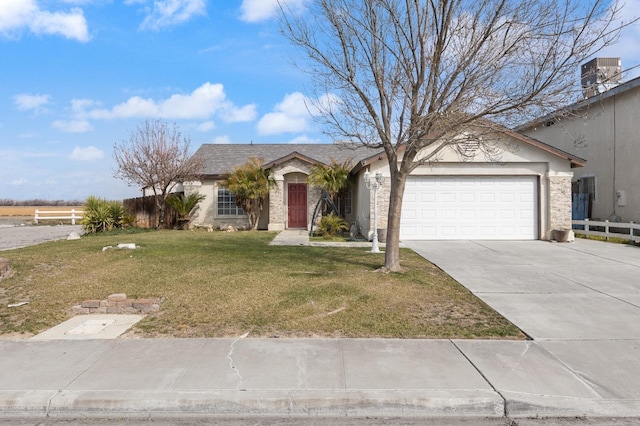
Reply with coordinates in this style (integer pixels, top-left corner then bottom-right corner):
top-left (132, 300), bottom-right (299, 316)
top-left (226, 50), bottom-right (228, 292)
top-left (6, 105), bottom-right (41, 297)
top-left (405, 239), bottom-right (640, 341)
top-left (0, 225), bottom-right (82, 251)
top-left (406, 239), bottom-right (640, 410)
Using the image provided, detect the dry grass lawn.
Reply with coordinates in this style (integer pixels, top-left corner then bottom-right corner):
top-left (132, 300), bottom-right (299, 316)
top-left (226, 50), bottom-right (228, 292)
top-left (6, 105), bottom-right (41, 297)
top-left (0, 229), bottom-right (526, 340)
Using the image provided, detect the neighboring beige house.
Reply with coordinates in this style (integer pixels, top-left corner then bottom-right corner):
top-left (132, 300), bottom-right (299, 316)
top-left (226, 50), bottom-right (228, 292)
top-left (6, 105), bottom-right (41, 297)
top-left (187, 128), bottom-right (583, 241)
top-left (519, 66), bottom-right (639, 223)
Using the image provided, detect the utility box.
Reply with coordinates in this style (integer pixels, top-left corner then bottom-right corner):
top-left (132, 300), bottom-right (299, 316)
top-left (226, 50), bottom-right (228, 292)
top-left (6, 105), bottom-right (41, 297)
top-left (581, 57), bottom-right (622, 99)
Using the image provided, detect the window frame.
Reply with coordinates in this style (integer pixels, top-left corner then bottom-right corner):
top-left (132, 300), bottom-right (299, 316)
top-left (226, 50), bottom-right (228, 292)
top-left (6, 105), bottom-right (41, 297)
top-left (217, 187), bottom-right (245, 216)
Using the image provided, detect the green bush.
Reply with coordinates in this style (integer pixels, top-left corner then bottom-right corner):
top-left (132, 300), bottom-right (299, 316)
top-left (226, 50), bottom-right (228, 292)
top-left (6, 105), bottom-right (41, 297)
top-left (165, 193), bottom-right (206, 229)
top-left (316, 213), bottom-right (349, 239)
top-left (81, 196), bottom-right (125, 233)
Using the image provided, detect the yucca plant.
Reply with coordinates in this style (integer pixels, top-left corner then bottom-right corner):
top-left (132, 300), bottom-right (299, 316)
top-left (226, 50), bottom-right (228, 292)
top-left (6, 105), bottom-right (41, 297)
top-left (81, 196), bottom-right (125, 233)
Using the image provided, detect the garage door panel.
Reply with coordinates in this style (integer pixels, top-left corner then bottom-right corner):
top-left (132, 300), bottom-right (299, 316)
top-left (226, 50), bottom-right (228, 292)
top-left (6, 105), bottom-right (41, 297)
top-left (422, 209), bottom-right (436, 220)
top-left (400, 176), bottom-right (538, 240)
top-left (421, 193), bottom-right (436, 202)
top-left (461, 209), bottom-right (476, 220)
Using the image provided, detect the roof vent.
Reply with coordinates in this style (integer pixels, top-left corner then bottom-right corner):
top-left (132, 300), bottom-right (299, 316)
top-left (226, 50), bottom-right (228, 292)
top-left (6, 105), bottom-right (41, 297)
top-left (581, 57), bottom-right (622, 99)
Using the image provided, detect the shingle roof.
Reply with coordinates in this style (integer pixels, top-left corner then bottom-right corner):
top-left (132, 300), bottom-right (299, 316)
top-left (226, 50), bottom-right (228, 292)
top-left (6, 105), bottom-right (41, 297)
top-left (193, 143), bottom-right (382, 176)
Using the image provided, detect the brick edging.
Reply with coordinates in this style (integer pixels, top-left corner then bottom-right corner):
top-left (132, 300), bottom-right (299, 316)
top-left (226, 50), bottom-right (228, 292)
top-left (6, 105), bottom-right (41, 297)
top-left (72, 293), bottom-right (161, 315)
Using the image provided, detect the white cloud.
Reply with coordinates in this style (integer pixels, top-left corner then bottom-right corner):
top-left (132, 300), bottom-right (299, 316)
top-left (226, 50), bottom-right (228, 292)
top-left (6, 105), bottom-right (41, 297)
top-left (0, 0), bottom-right (89, 42)
top-left (212, 135), bottom-right (231, 144)
top-left (88, 82), bottom-right (255, 122)
top-left (70, 146), bottom-right (104, 161)
top-left (257, 92), bottom-right (313, 135)
top-left (139, 0), bottom-right (206, 30)
top-left (240, 0), bottom-right (307, 23)
top-left (197, 121), bottom-right (215, 132)
top-left (287, 134), bottom-right (321, 144)
top-left (11, 178), bottom-right (27, 186)
top-left (53, 119), bottom-right (94, 133)
top-left (71, 98), bottom-right (98, 112)
top-left (13, 93), bottom-right (51, 113)
top-left (222, 104), bottom-right (258, 122)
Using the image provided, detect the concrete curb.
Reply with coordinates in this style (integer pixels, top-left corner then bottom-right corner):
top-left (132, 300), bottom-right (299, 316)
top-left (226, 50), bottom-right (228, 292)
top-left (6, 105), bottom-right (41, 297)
top-left (0, 389), bottom-right (504, 418)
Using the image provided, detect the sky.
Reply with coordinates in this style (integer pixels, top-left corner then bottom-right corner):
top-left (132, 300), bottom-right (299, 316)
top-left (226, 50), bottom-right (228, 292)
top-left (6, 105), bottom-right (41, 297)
top-left (1, 0), bottom-right (639, 202)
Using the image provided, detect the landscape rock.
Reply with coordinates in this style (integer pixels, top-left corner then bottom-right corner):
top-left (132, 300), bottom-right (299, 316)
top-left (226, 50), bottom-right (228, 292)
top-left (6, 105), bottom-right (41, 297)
top-left (0, 258), bottom-right (11, 281)
top-left (67, 232), bottom-right (81, 240)
top-left (117, 243), bottom-right (136, 249)
top-left (107, 293), bottom-right (127, 302)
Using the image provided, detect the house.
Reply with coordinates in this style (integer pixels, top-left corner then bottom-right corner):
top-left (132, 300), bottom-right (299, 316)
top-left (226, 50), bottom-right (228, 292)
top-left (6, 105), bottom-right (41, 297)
top-left (519, 58), bottom-right (639, 223)
top-left (187, 128), bottom-right (583, 241)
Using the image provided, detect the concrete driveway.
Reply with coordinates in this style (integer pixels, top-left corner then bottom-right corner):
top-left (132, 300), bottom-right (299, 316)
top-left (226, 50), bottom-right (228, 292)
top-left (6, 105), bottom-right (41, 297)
top-left (405, 239), bottom-right (640, 341)
top-left (405, 239), bottom-right (640, 411)
top-left (0, 225), bottom-right (82, 251)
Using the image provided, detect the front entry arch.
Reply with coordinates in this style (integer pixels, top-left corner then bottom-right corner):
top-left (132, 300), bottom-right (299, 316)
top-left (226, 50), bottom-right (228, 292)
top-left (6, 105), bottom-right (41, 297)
top-left (288, 183), bottom-right (307, 228)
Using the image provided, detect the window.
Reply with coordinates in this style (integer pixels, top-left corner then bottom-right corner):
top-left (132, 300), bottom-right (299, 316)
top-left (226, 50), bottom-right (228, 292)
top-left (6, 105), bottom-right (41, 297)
top-left (573, 175), bottom-right (596, 219)
top-left (217, 188), bottom-right (244, 216)
top-left (337, 186), bottom-right (353, 216)
top-left (344, 186), bottom-right (352, 216)
top-left (577, 176), bottom-right (596, 201)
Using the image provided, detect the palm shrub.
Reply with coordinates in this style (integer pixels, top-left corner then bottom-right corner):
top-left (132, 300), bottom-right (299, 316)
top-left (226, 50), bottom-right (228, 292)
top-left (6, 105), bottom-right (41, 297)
top-left (166, 193), bottom-right (206, 229)
top-left (81, 196), bottom-right (125, 233)
top-left (308, 158), bottom-right (352, 216)
top-left (225, 157), bottom-right (275, 230)
top-left (317, 213), bottom-right (349, 239)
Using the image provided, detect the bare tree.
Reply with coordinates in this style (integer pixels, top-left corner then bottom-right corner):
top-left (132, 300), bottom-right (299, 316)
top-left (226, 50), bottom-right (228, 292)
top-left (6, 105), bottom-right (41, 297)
top-left (113, 120), bottom-right (203, 228)
top-left (280, 0), bottom-right (630, 272)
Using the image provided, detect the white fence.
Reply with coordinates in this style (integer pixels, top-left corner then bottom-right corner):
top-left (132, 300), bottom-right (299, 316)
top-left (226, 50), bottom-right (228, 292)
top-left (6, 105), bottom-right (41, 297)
top-left (572, 219), bottom-right (640, 243)
top-left (34, 209), bottom-right (84, 225)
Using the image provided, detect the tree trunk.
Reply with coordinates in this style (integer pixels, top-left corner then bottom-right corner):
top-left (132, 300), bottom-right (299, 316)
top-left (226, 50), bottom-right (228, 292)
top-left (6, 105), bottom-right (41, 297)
top-left (156, 194), bottom-right (166, 229)
top-left (384, 172), bottom-right (408, 272)
top-left (250, 209), bottom-right (260, 230)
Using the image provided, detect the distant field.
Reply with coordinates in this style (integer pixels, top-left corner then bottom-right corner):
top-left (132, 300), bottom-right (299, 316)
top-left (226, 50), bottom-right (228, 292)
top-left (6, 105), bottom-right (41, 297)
top-left (0, 206), bottom-right (84, 217)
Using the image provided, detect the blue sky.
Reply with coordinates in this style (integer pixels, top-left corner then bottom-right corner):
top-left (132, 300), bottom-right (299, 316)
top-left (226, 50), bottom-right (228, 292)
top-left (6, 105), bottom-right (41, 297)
top-left (1, 0), bottom-right (639, 202)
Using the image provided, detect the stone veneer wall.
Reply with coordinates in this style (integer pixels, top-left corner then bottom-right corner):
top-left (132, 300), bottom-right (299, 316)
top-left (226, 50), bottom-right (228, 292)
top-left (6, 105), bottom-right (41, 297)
top-left (269, 178), bottom-right (285, 231)
top-left (367, 181), bottom-right (391, 235)
top-left (269, 159), bottom-right (316, 231)
top-left (548, 173), bottom-right (573, 232)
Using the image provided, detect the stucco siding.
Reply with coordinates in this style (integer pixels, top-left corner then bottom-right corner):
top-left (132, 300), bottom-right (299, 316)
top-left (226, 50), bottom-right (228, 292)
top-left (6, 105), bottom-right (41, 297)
top-left (522, 85), bottom-right (640, 222)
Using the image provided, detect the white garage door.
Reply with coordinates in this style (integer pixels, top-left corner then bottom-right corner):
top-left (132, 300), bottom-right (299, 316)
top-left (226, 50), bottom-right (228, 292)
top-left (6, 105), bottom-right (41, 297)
top-left (400, 176), bottom-right (538, 240)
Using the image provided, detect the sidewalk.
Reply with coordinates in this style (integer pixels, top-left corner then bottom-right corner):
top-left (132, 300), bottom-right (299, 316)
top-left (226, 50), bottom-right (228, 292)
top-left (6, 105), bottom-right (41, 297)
top-left (3, 337), bottom-right (632, 419)
top-left (1, 233), bottom-right (640, 420)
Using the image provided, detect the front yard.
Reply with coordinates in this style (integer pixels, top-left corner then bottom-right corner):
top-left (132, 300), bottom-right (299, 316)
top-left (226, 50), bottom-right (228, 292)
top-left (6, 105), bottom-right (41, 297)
top-left (0, 230), bottom-right (525, 339)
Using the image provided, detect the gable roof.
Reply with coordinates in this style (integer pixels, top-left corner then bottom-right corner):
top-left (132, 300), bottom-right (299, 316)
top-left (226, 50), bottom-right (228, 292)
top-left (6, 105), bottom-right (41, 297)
top-left (194, 126), bottom-right (584, 178)
top-left (352, 123), bottom-right (585, 171)
top-left (193, 143), bottom-right (381, 177)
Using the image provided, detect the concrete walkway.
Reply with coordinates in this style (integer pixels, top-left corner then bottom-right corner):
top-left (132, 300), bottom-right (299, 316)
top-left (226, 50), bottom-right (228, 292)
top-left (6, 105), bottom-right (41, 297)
top-left (269, 229), bottom-right (310, 246)
top-left (2, 229), bottom-right (640, 420)
top-left (270, 229), bottom-right (380, 248)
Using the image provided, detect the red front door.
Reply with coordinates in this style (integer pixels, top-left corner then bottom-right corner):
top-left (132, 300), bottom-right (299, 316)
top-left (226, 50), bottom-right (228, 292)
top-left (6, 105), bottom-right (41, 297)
top-left (288, 183), bottom-right (307, 228)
